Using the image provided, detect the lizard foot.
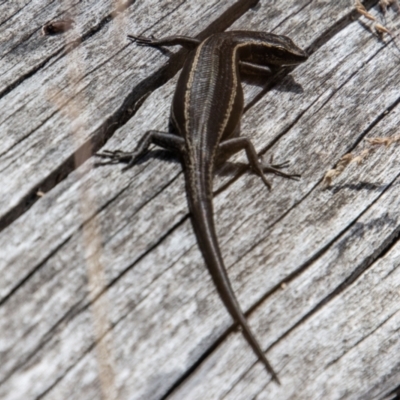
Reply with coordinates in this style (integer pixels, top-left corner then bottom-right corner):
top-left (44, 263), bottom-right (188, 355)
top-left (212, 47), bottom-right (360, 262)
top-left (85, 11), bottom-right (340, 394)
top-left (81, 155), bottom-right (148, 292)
top-left (95, 149), bottom-right (139, 169)
top-left (262, 155), bottom-right (301, 180)
top-left (127, 35), bottom-right (156, 46)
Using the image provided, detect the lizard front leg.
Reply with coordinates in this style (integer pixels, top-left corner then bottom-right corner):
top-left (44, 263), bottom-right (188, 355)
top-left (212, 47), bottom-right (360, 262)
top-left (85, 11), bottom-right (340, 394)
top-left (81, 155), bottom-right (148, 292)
top-left (128, 35), bottom-right (274, 76)
top-left (127, 34), bottom-right (200, 49)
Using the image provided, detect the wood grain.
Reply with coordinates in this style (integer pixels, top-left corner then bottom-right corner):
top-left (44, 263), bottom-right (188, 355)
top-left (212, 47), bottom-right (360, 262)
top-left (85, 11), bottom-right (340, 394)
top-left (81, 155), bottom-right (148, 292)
top-left (1, 0), bottom-right (400, 399)
top-left (0, 0), bottom-right (256, 227)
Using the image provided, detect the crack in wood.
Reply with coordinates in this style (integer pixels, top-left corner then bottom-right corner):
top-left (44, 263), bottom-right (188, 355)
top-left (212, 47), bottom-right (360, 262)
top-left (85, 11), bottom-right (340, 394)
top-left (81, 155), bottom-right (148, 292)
top-left (153, 89), bottom-right (400, 399)
top-left (0, 0), bottom-right (380, 239)
top-left (212, 2), bottom-right (385, 199)
top-left (219, 223), bottom-right (400, 398)
top-left (100, 169), bottom-right (183, 247)
top-left (0, 47), bottom-right (64, 100)
top-left (256, 125), bottom-right (400, 347)
top-left (0, 166), bottom-right (136, 301)
top-left (267, 207), bottom-right (400, 351)
top-left (0, 0), bottom-right (139, 99)
top-left (0, 234), bottom-right (72, 308)
top-left (345, 96), bottom-right (400, 157)
top-left (324, 310), bottom-right (400, 370)
top-left (34, 340), bottom-right (99, 400)
top-left (159, 327), bottom-right (239, 400)
top-left (154, 183), bottom-right (377, 396)
top-left (306, 0), bottom-right (379, 55)
top-left (0, 298), bottom-right (83, 388)
top-left (373, 227), bottom-right (400, 269)
top-left (212, 43), bottom-right (400, 290)
top-left (382, 383), bottom-right (400, 400)
top-left (270, 0), bottom-right (314, 34)
top-left (0, 214), bottom-right (191, 392)
top-left (1, 0), bottom-right (398, 396)
top-left (0, 173), bottom-right (186, 389)
top-left (0, 0), bottom-right (258, 235)
top-left (0, 0), bottom-right (33, 30)
top-left (244, 0), bottom-right (380, 113)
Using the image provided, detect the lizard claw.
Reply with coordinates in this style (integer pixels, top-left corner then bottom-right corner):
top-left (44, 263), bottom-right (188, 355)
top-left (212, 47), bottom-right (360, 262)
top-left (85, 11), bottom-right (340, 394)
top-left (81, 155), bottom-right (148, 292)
top-left (127, 34), bottom-right (157, 46)
top-left (261, 156), bottom-right (300, 180)
top-left (95, 149), bottom-right (139, 168)
top-left (265, 155), bottom-right (291, 169)
top-left (269, 160), bottom-right (291, 169)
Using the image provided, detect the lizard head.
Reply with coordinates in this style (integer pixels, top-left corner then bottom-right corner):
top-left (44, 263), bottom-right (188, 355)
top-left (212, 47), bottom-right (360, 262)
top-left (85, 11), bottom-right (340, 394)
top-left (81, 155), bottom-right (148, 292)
top-left (262, 33), bottom-right (309, 66)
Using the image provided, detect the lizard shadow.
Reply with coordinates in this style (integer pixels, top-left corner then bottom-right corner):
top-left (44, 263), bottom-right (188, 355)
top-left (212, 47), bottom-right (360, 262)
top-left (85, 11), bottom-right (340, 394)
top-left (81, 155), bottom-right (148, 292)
top-left (95, 149), bottom-right (259, 195)
top-left (135, 41), bottom-right (305, 94)
top-left (93, 148), bottom-right (179, 169)
top-left (243, 71), bottom-right (304, 112)
top-left (132, 41), bottom-right (175, 58)
top-left (242, 71), bottom-right (304, 94)
top-left (326, 181), bottom-right (394, 194)
top-left (98, 149), bottom-right (256, 176)
top-left (134, 153), bottom-right (254, 195)
top-left (134, 152), bottom-right (253, 179)
top-left (274, 74), bottom-right (305, 94)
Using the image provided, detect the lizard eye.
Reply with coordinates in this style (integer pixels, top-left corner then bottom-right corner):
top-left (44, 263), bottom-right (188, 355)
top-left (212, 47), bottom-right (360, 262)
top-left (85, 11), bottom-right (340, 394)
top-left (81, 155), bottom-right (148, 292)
top-left (275, 48), bottom-right (286, 56)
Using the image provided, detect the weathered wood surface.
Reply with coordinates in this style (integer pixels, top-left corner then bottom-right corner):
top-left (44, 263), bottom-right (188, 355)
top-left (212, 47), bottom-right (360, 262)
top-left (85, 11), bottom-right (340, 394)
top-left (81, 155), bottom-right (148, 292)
top-left (1, 0), bottom-right (400, 399)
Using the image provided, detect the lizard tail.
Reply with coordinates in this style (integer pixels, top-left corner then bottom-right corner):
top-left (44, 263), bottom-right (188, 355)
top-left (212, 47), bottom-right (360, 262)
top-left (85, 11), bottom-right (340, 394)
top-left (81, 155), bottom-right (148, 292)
top-left (184, 166), bottom-right (280, 384)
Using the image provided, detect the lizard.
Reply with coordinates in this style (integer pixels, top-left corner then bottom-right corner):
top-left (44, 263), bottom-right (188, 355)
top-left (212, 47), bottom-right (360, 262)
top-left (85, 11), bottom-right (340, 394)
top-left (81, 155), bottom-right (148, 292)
top-left (97, 31), bottom-right (308, 383)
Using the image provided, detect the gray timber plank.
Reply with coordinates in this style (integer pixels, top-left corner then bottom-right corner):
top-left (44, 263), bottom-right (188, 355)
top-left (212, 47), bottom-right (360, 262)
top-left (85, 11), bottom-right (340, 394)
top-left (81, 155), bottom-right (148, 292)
top-left (2, 1), bottom-right (400, 400)
top-left (167, 59), bottom-right (400, 400)
top-left (0, 0), bottom-right (114, 90)
top-left (0, 0), bottom-right (256, 226)
top-left (0, 0), bottom-right (32, 27)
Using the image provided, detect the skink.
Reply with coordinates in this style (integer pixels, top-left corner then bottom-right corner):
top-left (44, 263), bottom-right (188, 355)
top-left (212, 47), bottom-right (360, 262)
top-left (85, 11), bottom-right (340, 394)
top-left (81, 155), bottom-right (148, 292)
top-left (98, 30), bottom-right (308, 383)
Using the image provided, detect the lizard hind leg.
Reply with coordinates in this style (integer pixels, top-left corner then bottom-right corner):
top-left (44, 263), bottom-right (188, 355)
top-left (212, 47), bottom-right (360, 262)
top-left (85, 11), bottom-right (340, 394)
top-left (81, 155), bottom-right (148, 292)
top-left (218, 137), bottom-right (300, 189)
top-left (96, 130), bottom-right (184, 170)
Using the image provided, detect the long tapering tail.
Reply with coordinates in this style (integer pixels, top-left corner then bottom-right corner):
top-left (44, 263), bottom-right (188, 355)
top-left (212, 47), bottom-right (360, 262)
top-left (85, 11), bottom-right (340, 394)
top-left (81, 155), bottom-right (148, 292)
top-left (184, 162), bottom-right (280, 384)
